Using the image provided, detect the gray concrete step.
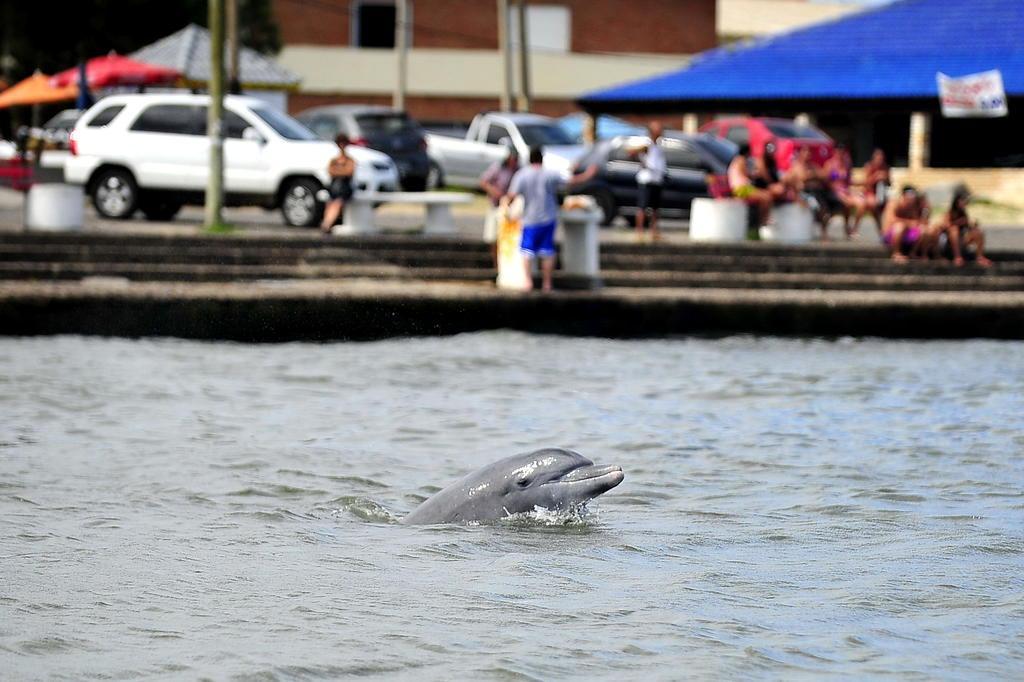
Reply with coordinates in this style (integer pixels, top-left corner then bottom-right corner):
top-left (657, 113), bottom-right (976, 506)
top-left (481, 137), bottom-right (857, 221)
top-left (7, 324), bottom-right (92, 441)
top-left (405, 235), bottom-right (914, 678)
top-left (4, 261), bottom-right (1023, 292)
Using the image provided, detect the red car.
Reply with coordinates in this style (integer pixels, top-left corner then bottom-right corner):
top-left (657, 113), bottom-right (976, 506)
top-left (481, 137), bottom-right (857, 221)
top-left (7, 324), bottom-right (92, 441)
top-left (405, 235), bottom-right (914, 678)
top-left (700, 116), bottom-right (834, 171)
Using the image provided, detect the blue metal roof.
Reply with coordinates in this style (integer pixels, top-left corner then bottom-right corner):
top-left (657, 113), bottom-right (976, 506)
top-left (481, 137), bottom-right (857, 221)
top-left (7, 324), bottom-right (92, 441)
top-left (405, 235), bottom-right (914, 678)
top-left (580, 0), bottom-right (1024, 106)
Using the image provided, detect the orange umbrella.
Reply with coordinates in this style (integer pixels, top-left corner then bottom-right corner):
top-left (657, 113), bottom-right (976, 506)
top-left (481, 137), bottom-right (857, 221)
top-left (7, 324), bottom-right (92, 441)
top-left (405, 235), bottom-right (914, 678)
top-left (0, 71), bottom-right (78, 109)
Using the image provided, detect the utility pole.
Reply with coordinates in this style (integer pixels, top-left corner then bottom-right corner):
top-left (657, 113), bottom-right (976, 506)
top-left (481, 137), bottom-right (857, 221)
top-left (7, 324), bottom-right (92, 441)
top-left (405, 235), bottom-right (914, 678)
top-left (515, 0), bottom-right (531, 112)
top-left (205, 0), bottom-right (225, 229)
top-left (226, 0), bottom-right (241, 94)
top-left (393, 0), bottom-right (408, 110)
top-left (497, 0), bottom-right (513, 111)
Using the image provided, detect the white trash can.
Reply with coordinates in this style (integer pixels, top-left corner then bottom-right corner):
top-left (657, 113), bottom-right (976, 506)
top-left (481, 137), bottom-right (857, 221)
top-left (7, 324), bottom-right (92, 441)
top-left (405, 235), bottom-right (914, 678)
top-left (760, 203), bottom-right (814, 243)
top-left (688, 197), bottom-right (747, 242)
top-left (558, 207), bottom-right (602, 288)
top-left (25, 183), bottom-right (85, 231)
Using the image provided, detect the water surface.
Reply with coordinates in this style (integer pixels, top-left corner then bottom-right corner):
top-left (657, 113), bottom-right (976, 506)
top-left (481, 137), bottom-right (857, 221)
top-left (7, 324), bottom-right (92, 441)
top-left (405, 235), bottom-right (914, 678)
top-left (2, 333), bottom-right (1022, 679)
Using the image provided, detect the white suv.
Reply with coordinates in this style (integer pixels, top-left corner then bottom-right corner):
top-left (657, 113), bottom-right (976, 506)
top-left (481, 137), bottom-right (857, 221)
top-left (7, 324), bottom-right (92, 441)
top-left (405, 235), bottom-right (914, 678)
top-left (65, 93), bottom-right (399, 226)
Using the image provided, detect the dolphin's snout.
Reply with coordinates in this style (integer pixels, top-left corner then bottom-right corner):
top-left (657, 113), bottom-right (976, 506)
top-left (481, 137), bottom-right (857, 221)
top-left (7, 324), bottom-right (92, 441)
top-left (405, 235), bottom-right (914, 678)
top-left (557, 464), bottom-right (624, 497)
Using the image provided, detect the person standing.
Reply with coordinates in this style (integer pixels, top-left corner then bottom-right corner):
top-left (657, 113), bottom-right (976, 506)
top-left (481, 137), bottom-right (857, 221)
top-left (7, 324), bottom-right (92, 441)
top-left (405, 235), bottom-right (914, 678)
top-left (320, 134), bottom-right (356, 235)
top-left (479, 147), bottom-right (519, 269)
top-left (634, 122), bottom-right (667, 242)
top-left (506, 146), bottom-right (596, 292)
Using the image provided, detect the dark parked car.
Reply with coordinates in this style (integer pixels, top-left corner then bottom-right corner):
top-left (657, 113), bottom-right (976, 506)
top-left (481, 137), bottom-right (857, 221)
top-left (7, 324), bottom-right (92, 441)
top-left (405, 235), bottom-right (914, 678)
top-left (295, 105), bottom-right (439, 191)
top-left (571, 132), bottom-right (737, 225)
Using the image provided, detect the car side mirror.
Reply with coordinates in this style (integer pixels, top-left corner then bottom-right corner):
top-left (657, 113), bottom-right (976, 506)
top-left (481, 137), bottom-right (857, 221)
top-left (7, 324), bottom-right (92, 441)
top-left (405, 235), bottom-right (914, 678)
top-left (242, 127), bottom-right (265, 144)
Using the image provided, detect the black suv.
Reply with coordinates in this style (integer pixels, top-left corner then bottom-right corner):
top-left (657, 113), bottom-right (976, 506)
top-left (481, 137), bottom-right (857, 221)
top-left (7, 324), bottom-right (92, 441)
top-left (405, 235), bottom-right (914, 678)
top-left (572, 132), bottom-right (737, 225)
top-left (296, 105), bottom-right (438, 191)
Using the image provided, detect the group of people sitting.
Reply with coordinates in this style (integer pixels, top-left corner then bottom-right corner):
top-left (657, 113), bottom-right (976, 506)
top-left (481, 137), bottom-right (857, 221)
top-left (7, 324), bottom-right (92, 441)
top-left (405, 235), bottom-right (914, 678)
top-left (727, 144), bottom-right (889, 240)
top-left (878, 183), bottom-right (991, 266)
top-left (726, 144), bottom-right (992, 266)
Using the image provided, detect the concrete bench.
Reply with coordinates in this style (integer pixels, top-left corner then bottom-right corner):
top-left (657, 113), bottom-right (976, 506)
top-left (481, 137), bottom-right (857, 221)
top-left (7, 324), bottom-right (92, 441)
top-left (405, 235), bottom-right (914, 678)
top-left (760, 203), bottom-right (814, 243)
top-left (335, 191), bottom-right (475, 236)
top-left (689, 197), bottom-right (747, 242)
top-left (25, 183), bottom-right (84, 231)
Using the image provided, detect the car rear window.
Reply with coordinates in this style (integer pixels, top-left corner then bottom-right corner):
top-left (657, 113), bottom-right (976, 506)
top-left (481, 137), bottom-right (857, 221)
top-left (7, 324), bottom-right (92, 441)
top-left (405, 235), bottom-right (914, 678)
top-left (85, 105), bottom-right (124, 128)
top-left (301, 115), bottom-right (341, 141)
top-left (250, 107), bottom-right (319, 141)
top-left (518, 124), bottom-right (575, 147)
top-left (355, 113), bottom-right (419, 134)
top-left (764, 121), bottom-right (828, 140)
top-left (697, 135), bottom-right (739, 166)
top-left (662, 143), bottom-right (702, 170)
top-left (130, 104), bottom-right (204, 135)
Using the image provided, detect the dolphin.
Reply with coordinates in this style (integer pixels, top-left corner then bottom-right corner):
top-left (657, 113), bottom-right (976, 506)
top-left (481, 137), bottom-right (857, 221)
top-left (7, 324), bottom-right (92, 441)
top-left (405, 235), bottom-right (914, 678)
top-left (402, 448), bottom-right (624, 525)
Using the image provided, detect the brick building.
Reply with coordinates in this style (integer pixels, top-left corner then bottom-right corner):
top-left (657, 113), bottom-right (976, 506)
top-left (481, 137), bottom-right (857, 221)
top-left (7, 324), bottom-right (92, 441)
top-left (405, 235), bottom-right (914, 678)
top-left (272, 0), bottom-right (717, 120)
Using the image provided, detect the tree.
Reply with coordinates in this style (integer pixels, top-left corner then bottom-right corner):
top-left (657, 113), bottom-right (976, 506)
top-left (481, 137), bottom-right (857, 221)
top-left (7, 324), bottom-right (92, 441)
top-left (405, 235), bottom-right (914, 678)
top-left (0, 0), bottom-right (279, 135)
top-left (0, 0), bottom-right (279, 83)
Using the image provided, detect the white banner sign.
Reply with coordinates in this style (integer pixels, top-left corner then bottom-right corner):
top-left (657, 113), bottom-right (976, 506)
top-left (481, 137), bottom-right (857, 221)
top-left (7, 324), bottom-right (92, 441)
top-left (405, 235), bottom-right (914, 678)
top-left (936, 70), bottom-right (1008, 118)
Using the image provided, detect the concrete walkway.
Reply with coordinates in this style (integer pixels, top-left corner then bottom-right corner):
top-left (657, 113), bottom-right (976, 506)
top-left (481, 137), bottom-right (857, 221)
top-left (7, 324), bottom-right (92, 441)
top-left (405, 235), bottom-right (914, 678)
top-left (4, 187), bottom-right (1024, 251)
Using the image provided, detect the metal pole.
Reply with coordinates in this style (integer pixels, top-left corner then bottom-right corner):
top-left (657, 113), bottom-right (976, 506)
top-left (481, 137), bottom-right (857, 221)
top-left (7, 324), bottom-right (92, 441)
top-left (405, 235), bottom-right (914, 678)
top-left (394, 0), bottom-right (408, 110)
top-left (205, 0), bottom-right (225, 229)
top-left (515, 0), bottom-right (531, 112)
top-left (227, 0), bottom-right (241, 94)
top-left (497, 0), bottom-right (513, 111)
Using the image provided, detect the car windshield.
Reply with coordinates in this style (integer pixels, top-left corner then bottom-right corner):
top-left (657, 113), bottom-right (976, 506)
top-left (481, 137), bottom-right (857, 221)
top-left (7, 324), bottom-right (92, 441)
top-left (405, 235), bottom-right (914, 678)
top-left (356, 113), bottom-right (420, 135)
top-left (697, 135), bottom-right (739, 166)
top-left (250, 107), bottom-right (319, 141)
top-left (518, 123), bottom-right (575, 147)
top-left (764, 121), bottom-right (829, 140)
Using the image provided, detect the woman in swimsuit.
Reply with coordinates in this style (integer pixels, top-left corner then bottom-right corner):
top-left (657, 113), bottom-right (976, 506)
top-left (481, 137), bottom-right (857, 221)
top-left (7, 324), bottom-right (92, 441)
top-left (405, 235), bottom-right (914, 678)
top-left (321, 134), bottom-right (357, 235)
top-left (928, 185), bottom-right (993, 267)
top-left (862, 148), bottom-right (891, 235)
top-left (823, 146), bottom-right (866, 239)
top-left (728, 144), bottom-right (774, 228)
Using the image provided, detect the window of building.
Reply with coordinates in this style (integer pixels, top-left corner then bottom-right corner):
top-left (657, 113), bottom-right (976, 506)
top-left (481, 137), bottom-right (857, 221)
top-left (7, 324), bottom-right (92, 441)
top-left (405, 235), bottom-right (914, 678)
top-left (353, 1), bottom-right (413, 49)
top-left (130, 105), bottom-right (203, 135)
top-left (509, 5), bottom-right (571, 53)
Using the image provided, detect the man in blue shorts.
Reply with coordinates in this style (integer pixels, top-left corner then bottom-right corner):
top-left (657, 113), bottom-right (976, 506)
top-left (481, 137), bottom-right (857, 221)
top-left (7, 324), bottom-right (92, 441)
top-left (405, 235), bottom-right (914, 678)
top-left (506, 146), bottom-right (596, 291)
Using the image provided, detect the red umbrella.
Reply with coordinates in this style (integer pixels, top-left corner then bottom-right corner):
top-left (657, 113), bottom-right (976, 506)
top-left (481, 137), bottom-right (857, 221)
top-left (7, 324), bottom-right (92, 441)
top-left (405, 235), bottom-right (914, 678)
top-left (50, 53), bottom-right (180, 89)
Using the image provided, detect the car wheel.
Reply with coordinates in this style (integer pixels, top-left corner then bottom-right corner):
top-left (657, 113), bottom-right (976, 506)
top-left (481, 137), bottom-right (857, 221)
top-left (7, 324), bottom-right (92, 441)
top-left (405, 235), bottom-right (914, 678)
top-left (426, 161), bottom-right (444, 190)
top-left (592, 188), bottom-right (618, 226)
top-left (139, 199), bottom-right (182, 222)
top-left (92, 168), bottom-right (138, 219)
top-left (281, 178), bottom-right (323, 227)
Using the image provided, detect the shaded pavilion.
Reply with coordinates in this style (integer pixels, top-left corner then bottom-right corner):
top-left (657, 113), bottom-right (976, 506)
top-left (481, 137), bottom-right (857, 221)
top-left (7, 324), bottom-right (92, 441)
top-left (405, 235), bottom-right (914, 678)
top-left (578, 0), bottom-right (1024, 169)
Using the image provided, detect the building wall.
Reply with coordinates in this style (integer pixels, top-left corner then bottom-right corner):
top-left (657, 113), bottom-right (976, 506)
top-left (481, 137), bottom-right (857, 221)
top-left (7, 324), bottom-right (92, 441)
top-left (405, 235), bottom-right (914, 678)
top-left (717, 0), bottom-right (862, 40)
top-left (275, 0), bottom-right (716, 54)
top-left (288, 93), bottom-right (581, 120)
top-left (890, 168), bottom-right (1024, 210)
top-left (273, 0), bottom-right (715, 119)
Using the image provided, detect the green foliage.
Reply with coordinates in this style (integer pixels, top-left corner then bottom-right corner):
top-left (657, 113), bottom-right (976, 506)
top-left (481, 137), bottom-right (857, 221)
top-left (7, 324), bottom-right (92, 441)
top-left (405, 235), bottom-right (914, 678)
top-left (0, 0), bottom-right (280, 82)
top-left (204, 221), bottom-right (237, 234)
